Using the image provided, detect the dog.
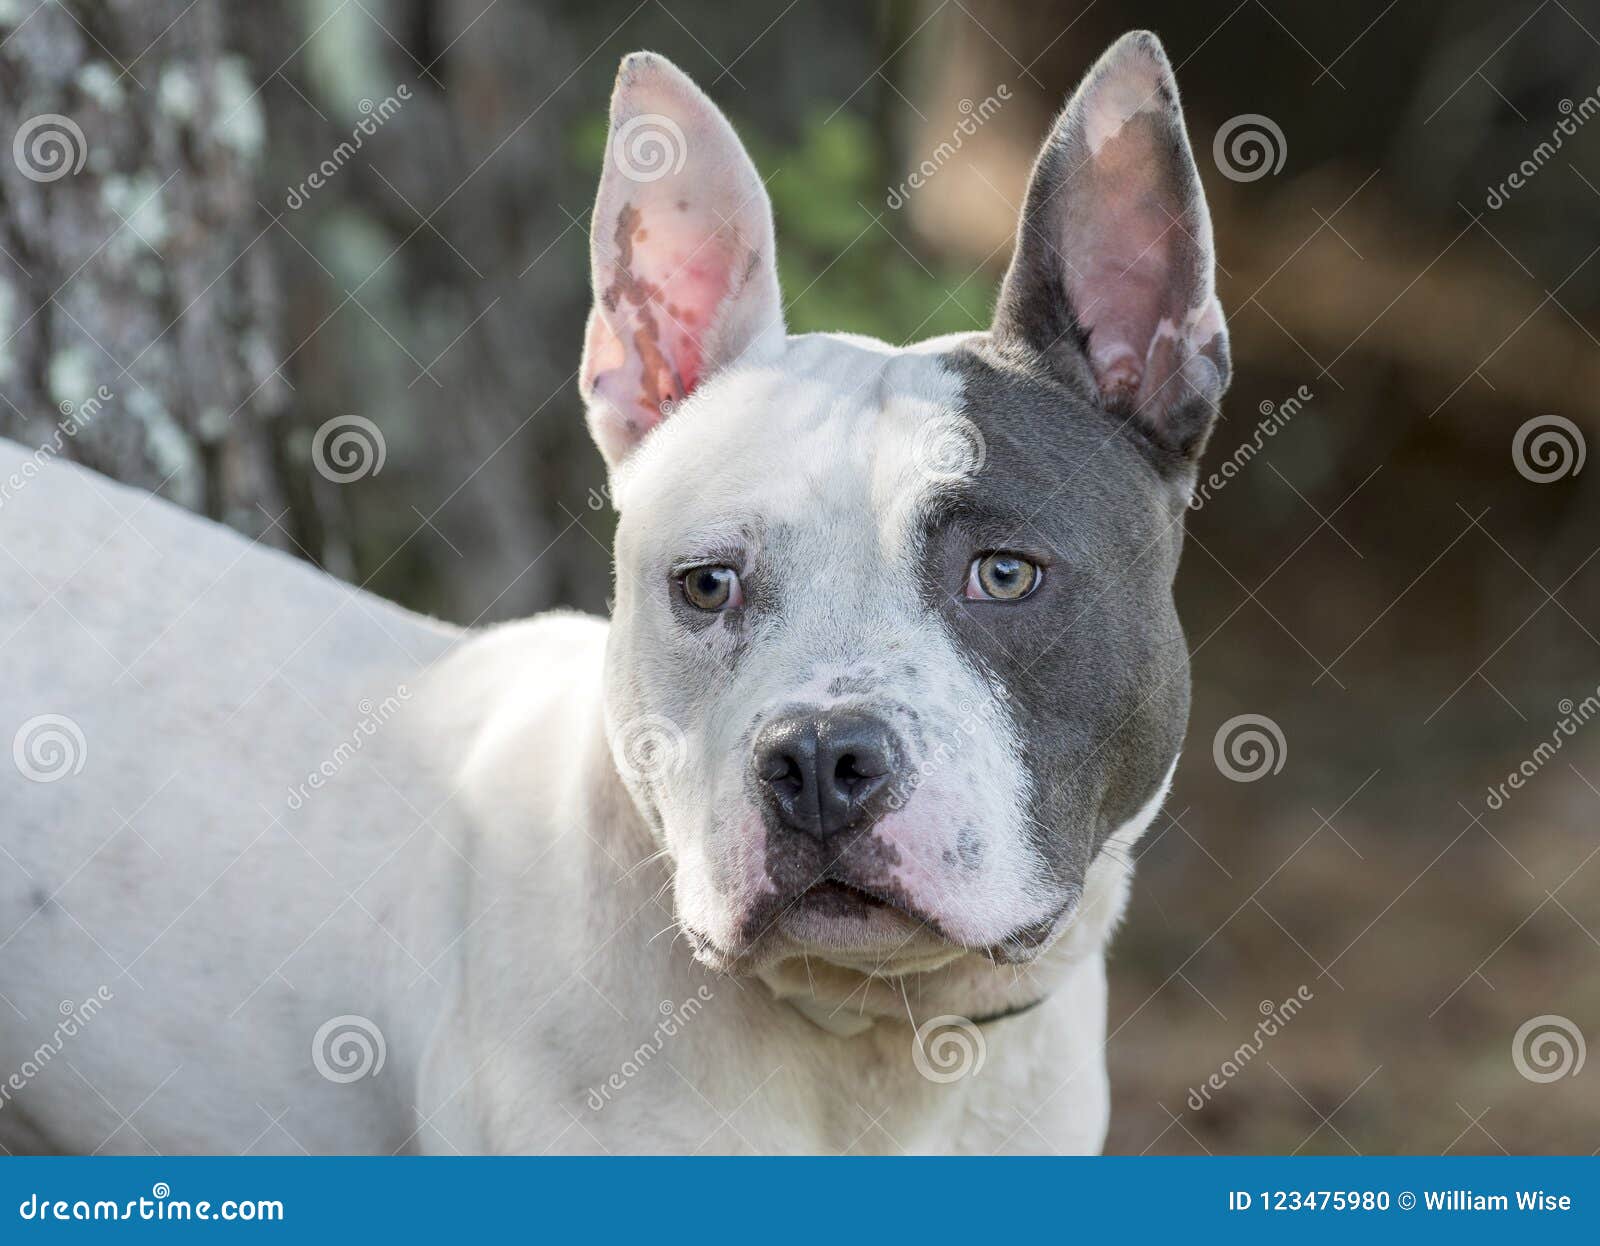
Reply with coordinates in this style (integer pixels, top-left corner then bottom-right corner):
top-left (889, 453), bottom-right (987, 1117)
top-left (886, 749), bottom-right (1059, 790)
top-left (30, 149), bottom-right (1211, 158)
top-left (0, 30), bottom-right (1227, 1155)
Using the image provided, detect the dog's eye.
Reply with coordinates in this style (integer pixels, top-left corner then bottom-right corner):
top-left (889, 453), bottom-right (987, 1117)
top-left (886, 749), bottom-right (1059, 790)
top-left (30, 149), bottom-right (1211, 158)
top-left (965, 553), bottom-right (1040, 602)
top-left (680, 565), bottom-right (743, 611)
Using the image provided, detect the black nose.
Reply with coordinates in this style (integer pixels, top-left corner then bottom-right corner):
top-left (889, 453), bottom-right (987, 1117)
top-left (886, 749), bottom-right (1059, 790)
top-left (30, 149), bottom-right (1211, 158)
top-left (751, 711), bottom-right (901, 840)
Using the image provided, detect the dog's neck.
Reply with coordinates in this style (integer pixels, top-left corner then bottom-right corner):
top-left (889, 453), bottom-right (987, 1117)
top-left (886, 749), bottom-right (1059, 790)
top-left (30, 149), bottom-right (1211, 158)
top-left (753, 952), bottom-right (1063, 1038)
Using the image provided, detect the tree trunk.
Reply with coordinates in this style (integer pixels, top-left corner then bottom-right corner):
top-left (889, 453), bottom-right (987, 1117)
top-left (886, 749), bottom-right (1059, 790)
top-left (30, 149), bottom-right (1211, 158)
top-left (0, 0), bottom-right (290, 541)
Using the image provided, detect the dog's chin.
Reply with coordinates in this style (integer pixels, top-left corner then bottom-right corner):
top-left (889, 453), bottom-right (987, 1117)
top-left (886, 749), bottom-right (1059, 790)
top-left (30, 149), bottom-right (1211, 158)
top-left (775, 881), bottom-right (964, 973)
top-left (687, 882), bottom-right (1075, 977)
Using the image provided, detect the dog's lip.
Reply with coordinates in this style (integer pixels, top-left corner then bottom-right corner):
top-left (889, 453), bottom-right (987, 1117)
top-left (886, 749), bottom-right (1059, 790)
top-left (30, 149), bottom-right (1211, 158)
top-left (777, 877), bottom-right (955, 960)
top-left (689, 881), bottom-right (1082, 974)
top-left (684, 884), bottom-right (945, 975)
top-left (978, 892), bottom-right (1081, 964)
top-left (796, 878), bottom-right (893, 912)
top-left (791, 876), bottom-right (955, 938)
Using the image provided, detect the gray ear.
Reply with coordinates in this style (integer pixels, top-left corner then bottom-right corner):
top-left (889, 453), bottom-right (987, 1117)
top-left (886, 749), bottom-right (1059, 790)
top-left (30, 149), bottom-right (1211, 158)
top-left (992, 31), bottom-right (1229, 459)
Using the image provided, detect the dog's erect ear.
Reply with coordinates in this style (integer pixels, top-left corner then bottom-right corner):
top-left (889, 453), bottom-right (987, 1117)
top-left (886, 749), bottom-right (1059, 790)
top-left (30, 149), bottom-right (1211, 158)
top-left (581, 53), bottom-right (785, 469)
top-left (992, 31), bottom-right (1228, 459)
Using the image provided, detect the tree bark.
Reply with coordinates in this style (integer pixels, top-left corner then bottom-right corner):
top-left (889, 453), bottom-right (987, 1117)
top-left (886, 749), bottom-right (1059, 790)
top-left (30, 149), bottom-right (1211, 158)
top-left (0, 0), bottom-right (290, 541)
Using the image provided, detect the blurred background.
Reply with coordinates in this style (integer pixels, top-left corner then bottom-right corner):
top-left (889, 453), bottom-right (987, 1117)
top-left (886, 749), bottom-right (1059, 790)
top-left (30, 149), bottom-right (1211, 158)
top-left (2, 0), bottom-right (1597, 1153)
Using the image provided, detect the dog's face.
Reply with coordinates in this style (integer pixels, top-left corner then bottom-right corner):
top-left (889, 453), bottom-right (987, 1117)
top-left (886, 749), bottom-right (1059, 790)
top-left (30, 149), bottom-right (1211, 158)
top-left (582, 34), bottom-right (1228, 977)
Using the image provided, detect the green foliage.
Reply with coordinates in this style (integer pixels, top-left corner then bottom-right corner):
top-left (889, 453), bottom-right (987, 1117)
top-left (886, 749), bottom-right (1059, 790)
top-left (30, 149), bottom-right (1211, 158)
top-left (756, 112), bottom-right (995, 342)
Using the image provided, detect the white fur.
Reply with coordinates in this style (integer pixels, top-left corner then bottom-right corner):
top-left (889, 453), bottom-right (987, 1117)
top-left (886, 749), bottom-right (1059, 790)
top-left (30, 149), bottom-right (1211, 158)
top-left (0, 438), bottom-right (1168, 1154)
top-left (0, 41), bottom-right (1208, 1155)
top-left (606, 333), bottom-right (1059, 962)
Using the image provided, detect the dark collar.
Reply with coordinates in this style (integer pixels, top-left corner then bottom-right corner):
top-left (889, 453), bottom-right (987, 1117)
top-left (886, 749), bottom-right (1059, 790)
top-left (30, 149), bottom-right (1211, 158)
top-left (968, 995), bottom-right (1048, 1026)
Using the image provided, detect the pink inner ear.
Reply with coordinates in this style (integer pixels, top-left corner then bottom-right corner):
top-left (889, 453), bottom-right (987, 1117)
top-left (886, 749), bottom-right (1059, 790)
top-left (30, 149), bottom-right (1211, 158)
top-left (1068, 130), bottom-right (1180, 413)
top-left (1065, 115), bottom-right (1225, 421)
top-left (591, 200), bottom-right (733, 433)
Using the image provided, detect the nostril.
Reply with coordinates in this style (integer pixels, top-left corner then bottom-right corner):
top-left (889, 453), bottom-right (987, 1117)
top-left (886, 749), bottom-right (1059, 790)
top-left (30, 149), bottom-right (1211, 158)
top-left (768, 754), bottom-right (804, 798)
top-left (833, 751), bottom-right (882, 794)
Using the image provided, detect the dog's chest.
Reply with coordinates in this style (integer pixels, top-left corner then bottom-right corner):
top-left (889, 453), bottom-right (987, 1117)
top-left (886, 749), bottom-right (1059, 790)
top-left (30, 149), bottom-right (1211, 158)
top-left (524, 965), bottom-right (1112, 1156)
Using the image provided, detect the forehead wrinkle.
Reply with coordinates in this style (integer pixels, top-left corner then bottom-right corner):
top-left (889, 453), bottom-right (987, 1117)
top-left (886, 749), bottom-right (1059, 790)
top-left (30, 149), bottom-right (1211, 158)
top-left (948, 487), bottom-right (1101, 569)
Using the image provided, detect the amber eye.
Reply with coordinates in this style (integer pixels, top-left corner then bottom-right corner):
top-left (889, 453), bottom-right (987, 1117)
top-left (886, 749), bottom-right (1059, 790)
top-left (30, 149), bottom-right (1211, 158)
top-left (680, 565), bottom-right (743, 611)
top-left (965, 553), bottom-right (1040, 602)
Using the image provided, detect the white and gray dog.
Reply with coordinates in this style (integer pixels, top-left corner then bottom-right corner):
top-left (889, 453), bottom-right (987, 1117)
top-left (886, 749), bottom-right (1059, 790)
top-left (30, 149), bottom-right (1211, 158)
top-left (0, 30), bottom-right (1228, 1154)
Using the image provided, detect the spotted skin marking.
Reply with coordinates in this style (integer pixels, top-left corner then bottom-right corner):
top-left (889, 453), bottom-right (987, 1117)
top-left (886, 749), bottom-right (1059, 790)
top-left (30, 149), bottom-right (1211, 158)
top-left (603, 203), bottom-right (690, 418)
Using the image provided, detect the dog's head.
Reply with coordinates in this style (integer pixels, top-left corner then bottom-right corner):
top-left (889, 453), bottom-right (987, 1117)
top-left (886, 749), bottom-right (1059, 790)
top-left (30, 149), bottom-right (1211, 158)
top-left (583, 33), bottom-right (1228, 980)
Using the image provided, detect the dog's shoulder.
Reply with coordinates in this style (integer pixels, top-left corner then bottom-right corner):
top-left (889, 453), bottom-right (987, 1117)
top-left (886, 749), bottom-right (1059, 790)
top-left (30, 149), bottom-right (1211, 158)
top-left (420, 610), bottom-right (609, 773)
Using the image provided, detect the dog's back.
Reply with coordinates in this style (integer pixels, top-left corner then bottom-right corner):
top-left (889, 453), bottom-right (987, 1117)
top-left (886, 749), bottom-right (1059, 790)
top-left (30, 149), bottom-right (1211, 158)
top-left (0, 439), bottom-right (459, 1153)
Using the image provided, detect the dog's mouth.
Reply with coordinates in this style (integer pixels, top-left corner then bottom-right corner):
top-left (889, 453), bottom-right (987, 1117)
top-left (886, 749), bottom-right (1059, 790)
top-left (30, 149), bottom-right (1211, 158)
top-left (686, 867), bottom-right (1080, 977)
top-left (768, 873), bottom-right (963, 969)
top-left (794, 878), bottom-right (892, 917)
